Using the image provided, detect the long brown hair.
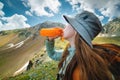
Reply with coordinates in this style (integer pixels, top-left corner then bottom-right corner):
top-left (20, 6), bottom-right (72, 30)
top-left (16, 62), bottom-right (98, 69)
top-left (58, 33), bottom-right (113, 80)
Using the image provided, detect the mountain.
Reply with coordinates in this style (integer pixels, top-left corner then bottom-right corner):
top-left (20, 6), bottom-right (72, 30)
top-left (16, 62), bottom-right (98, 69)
top-left (1, 19), bottom-right (120, 79)
top-left (39, 21), bottom-right (64, 28)
top-left (0, 21), bottom-right (64, 79)
top-left (102, 17), bottom-right (120, 37)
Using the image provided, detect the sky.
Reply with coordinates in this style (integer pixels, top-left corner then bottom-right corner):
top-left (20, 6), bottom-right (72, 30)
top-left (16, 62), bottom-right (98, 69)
top-left (0, 0), bottom-right (120, 31)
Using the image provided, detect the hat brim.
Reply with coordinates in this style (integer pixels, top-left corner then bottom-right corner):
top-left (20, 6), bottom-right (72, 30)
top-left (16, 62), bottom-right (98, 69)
top-left (63, 15), bottom-right (92, 48)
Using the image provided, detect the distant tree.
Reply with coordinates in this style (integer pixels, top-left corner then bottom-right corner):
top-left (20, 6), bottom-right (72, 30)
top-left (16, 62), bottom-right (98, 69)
top-left (25, 32), bottom-right (31, 37)
top-left (0, 31), bottom-right (8, 35)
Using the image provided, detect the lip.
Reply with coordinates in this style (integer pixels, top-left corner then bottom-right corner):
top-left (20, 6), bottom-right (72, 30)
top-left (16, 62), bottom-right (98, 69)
top-left (62, 31), bottom-right (64, 37)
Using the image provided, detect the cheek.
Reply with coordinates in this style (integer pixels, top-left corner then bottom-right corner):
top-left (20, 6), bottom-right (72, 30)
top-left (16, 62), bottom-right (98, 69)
top-left (63, 27), bottom-right (76, 39)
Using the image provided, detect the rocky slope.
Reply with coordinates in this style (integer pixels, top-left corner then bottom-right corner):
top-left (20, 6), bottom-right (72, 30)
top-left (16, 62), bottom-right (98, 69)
top-left (0, 21), bottom-right (64, 79)
top-left (102, 17), bottom-right (120, 37)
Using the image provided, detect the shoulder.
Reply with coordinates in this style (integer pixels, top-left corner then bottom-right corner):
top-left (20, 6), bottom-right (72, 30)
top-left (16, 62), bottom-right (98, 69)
top-left (72, 65), bottom-right (81, 80)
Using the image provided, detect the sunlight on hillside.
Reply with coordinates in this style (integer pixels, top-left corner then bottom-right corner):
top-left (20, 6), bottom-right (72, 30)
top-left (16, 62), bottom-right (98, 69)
top-left (93, 37), bottom-right (120, 45)
top-left (4, 36), bottom-right (120, 80)
top-left (0, 33), bottom-right (16, 47)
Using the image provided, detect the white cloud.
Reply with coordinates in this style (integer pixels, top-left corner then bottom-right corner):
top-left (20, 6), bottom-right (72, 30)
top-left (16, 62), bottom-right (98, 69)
top-left (100, 0), bottom-right (120, 21)
top-left (25, 11), bottom-right (33, 16)
top-left (66, 0), bottom-right (120, 21)
top-left (97, 15), bottom-right (104, 21)
top-left (0, 14), bottom-right (30, 31)
top-left (22, 1), bottom-right (28, 8)
top-left (0, 2), bottom-right (5, 16)
top-left (66, 0), bottom-right (108, 12)
top-left (0, 21), bottom-right (2, 26)
top-left (0, 1), bottom-right (30, 31)
top-left (66, 0), bottom-right (80, 11)
top-left (24, 0), bottom-right (61, 17)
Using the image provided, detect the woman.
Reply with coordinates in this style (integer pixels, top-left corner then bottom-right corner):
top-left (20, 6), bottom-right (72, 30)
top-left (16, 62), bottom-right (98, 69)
top-left (45, 11), bottom-right (114, 80)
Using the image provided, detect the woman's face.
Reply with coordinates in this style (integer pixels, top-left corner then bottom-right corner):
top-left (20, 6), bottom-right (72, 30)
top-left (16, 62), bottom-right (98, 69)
top-left (63, 24), bottom-right (76, 39)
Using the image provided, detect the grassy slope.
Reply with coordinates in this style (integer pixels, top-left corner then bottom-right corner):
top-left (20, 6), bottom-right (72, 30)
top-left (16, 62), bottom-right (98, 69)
top-left (93, 36), bottom-right (120, 45)
top-left (0, 37), bottom-right (45, 79)
top-left (0, 34), bottom-right (16, 47)
top-left (5, 37), bottom-right (120, 80)
top-left (7, 61), bottom-right (58, 80)
top-left (0, 29), bottom-right (46, 79)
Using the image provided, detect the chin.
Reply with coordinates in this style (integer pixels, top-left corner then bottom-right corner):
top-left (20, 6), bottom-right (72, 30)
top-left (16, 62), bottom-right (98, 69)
top-left (63, 36), bottom-right (68, 40)
top-left (63, 34), bottom-right (71, 40)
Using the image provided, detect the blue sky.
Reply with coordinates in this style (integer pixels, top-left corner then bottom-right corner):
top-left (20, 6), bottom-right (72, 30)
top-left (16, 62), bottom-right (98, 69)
top-left (0, 0), bottom-right (120, 31)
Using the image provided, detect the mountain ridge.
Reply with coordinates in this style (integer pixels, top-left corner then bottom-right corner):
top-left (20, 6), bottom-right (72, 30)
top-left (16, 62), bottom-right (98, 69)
top-left (102, 17), bottom-right (120, 36)
top-left (0, 18), bottom-right (120, 79)
top-left (0, 21), bottom-right (64, 79)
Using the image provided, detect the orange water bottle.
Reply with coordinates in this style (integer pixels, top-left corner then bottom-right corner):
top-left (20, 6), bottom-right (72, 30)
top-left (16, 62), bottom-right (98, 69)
top-left (40, 27), bottom-right (64, 40)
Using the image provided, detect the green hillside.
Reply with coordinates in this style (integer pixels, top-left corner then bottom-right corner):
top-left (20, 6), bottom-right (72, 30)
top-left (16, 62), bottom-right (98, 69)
top-left (3, 36), bottom-right (120, 80)
top-left (93, 37), bottom-right (120, 45)
top-left (0, 21), bottom-right (64, 79)
top-left (3, 61), bottom-right (58, 80)
top-left (103, 17), bottom-right (120, 36)
top-left (0, 20), bottom-right (120, 80)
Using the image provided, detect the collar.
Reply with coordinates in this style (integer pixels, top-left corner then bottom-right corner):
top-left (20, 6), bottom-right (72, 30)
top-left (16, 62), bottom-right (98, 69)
top-left (68, 47), bottom-right (75, 56)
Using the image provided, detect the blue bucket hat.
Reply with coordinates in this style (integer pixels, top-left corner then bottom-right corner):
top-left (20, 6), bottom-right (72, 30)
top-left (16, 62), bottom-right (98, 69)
top-left (63, 11), bottom-right (103, 48)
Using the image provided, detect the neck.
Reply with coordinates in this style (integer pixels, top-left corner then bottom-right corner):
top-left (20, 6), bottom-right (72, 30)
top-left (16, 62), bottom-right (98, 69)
top-left (67, 36), bottom-right (75, 48)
